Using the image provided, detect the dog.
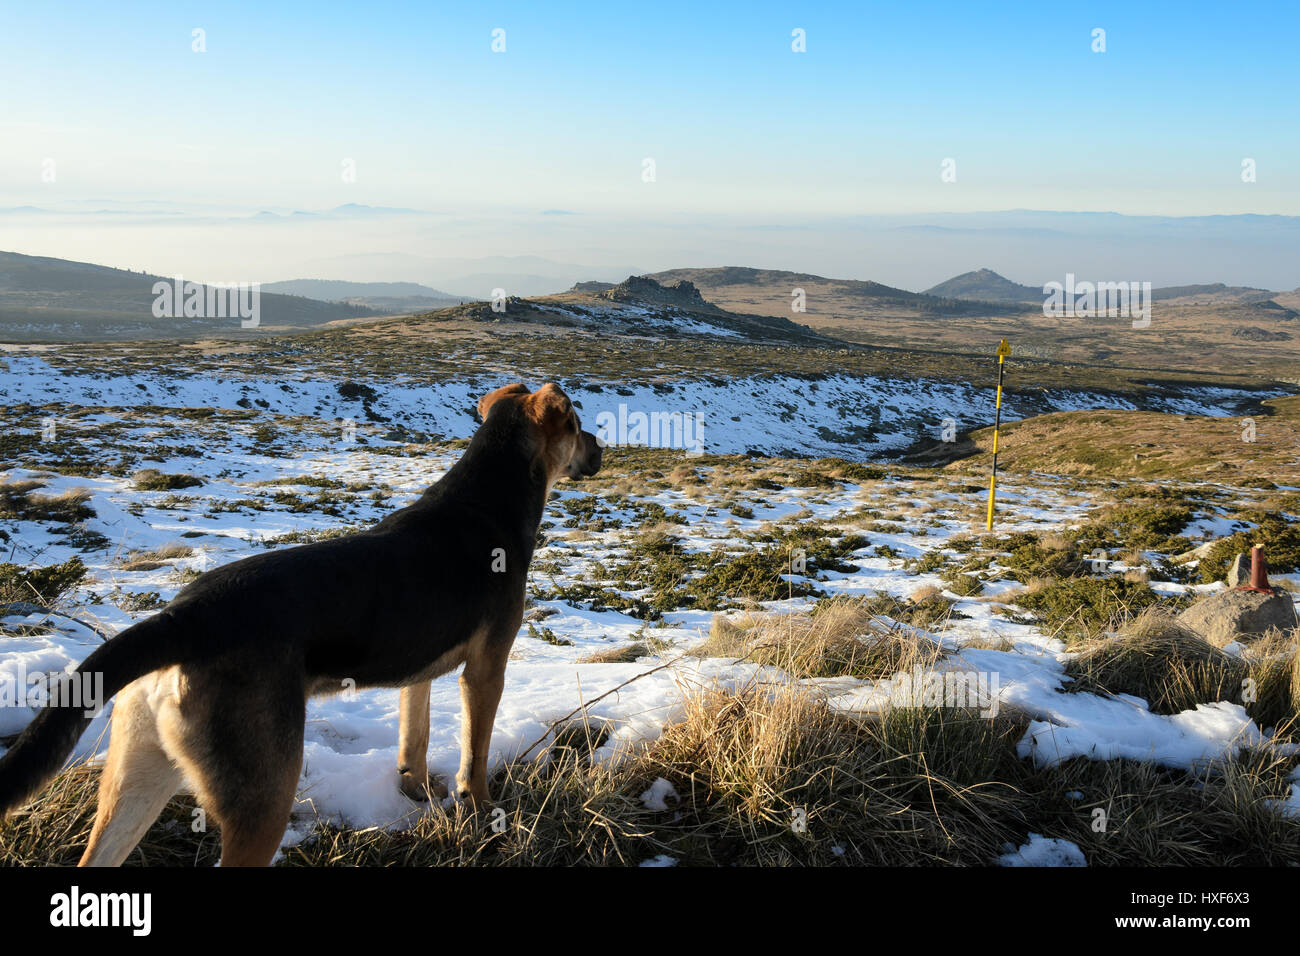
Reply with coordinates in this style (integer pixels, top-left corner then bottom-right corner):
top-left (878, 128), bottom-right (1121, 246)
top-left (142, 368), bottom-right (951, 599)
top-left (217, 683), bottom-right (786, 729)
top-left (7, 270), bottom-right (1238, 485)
top-left (0, 382), bottom-right (601, 866)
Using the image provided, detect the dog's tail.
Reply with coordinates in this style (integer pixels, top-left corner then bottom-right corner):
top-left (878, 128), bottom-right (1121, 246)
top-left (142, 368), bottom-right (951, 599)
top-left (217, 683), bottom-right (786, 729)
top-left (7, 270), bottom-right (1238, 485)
top-left (0, 611), bottom-right (186, 817)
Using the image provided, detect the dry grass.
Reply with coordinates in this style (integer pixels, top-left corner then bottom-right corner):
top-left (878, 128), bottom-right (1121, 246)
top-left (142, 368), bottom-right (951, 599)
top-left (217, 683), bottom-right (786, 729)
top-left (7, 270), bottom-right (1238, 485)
top-left (1064, 609), bottom-right (1247, 715)
top-left (132, 469), bottom-right (204, 492)
top-left (1040, 533), bottom-right (1072, 552)
top-left (0, 480), bottom-right (94, 523)
top-left (963, 398), bottom-right (1300, 484)
top-left (0, 758), bottom-right (222, 867)
top-left (1240, 628), bottom-right (1300, 735)
top-left (116, 542), bottom-right (194, 572)
top-left (576, 643), bottom-right (649, 664)
top-left (691, 597), bottom-right (945, 679)
top-left (6, 678), bottom-right (1300, 866)
top-left (9, 682), bottom-right (1299, 866)
top-left (959, 634), bottom-right (1016, 652)
top-left (271, 687), bottom-right (1039, 866)
top-left (909, 583), bottom-right (943, 603)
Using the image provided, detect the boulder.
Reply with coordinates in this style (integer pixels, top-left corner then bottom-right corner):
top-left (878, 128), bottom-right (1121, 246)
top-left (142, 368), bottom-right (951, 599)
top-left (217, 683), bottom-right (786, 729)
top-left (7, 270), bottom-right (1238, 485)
top-left (1225, 552), bottom-right (1252, 588)
top-left (1177, 588), bottom-right (1299, 647)
top-left (1172, 540), bottom-right (1216, 565)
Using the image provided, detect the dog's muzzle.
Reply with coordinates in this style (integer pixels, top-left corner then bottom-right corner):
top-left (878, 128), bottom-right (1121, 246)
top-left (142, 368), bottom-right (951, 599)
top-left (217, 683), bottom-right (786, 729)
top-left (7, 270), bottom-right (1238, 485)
top-left (568, 431), bottom-right (603, 479)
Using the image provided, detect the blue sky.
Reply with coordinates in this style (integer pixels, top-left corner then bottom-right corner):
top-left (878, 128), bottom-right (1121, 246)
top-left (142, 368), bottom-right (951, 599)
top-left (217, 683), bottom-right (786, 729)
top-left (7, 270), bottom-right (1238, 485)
top-left (1, 2), bottom-right (1297, 287)
top-left (3, 0), bottom-right (1296, 215)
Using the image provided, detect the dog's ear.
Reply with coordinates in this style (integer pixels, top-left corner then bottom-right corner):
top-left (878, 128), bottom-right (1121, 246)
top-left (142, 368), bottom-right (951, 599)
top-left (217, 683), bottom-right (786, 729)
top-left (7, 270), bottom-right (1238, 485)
top-left (478, 383), bottom-right (530, 422)
top-left (524, 382), bottom-right (572, 430)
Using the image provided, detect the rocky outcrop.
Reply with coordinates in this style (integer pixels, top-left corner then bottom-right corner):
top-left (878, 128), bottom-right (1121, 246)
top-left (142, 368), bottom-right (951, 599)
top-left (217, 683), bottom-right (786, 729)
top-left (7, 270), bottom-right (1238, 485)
top-left (1178, 588), bottom-right (1299, 647)
top-left (597, 276), bottom-right (723, 313)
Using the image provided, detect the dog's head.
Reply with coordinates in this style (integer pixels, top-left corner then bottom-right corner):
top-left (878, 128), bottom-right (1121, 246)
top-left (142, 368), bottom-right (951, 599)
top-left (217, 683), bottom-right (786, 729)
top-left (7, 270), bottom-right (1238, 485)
top-left (478, 382), bottom-right (602, 485)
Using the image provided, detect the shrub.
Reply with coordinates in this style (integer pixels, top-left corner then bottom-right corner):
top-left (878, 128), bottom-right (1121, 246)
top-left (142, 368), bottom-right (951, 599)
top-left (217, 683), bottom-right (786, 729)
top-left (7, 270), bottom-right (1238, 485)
top-left (1198, 512), bottom-right (1300, 583)
top-left (132, 469), bottom-right (204, 492)
top-left (1010, 576), bottom-right (1161, 643)
top-left (0, 557), bottom-right (88, 606)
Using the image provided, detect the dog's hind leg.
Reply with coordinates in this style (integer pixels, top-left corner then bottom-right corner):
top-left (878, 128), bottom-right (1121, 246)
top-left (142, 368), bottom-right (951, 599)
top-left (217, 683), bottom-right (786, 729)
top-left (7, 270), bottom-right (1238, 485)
top-left (211, 765), bottom-right (300, 868)
top-left (455, 640), bottom-right (511, 806)
top-left (80, 674), bottom-right (184, 867)
top-left (161, 663), bottom-right (306, 867)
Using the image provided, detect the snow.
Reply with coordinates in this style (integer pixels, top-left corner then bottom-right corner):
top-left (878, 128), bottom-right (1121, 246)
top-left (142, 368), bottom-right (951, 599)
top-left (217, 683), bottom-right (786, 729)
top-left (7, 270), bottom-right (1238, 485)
top-left (0, 354), bottom-right (1277, 463)
top-left (639, 778), bottom-right (680, 811)
top-left (1019, 702), bottom-right (1267, 770)
top-left (0, 354), bottom-right (1295, 854)
top-left (998, 834), bottom-right (1088, 867)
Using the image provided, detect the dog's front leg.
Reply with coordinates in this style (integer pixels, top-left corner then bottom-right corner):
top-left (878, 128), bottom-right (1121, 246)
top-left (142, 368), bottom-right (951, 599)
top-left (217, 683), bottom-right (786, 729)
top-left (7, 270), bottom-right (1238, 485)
top-left (456, 646), bottom-right (508, 806)
top-left (397, 682), bottom-right (446, 801)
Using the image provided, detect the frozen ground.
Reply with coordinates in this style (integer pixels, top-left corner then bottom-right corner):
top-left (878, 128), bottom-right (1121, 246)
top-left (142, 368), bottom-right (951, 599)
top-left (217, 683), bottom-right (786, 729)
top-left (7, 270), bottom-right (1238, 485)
top-left (0, 353), bottom-right (1282, 461)
top-left (0, 363), bottom-right (1294, 864)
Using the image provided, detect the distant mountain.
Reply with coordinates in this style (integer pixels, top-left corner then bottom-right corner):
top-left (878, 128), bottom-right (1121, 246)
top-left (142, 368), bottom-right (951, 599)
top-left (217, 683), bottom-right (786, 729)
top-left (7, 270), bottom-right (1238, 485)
top-left (434, 273), bottom-right (576, 298)
top-left (263, 279), bottom-right (456, 300)
top-left (924, 268), bottom-right (1041, 304)
top-left (923, 270), bottom-right (1284, 306)
top-left (261, 279), bottom-right (465, 313)
top-left (291, 253), bottom-right (642, 299)
top-left (250, 204), bottom-right (426, 220)
top-left (0, 251), bottom-right (381, 342)
top-left (1149, 282), bottom-right (1273, 302)
top-left (650, 266), bottom-right (1012, 317)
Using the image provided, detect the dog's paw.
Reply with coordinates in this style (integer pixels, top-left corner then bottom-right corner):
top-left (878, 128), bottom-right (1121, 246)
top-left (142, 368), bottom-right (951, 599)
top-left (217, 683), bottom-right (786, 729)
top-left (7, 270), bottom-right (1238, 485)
top-left (398, 769), bottom-right (449, 803)
top-left (455, 785), bottom-right (493, 812)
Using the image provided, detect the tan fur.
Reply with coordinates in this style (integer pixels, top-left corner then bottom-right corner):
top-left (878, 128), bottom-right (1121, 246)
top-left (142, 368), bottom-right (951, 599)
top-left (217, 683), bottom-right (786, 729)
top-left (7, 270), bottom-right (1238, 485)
top-left (453, 639), bottom-right (512, 805)
top-left (80, 673), bottom-right (184, 866)
top-left (81, 665), bottom-right (303, 867)
top-left (478, 381), bottom-right (584, 491)
top-left (525, 383), bottom-right (583, 490)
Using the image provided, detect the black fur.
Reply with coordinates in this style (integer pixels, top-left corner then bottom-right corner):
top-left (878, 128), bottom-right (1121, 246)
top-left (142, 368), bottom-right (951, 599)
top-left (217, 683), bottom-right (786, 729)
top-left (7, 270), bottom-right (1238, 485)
top-left (0, 396), bottom-right (598, 818)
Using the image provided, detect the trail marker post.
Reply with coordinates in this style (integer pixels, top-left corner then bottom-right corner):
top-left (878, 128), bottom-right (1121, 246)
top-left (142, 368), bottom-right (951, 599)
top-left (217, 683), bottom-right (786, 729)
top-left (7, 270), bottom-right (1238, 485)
top-left (985, 339), bottom-right (1011, 530)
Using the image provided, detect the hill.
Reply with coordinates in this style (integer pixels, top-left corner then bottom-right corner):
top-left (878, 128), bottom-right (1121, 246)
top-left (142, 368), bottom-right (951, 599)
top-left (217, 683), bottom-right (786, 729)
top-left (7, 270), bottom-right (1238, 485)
top-left (924, 268), bottom-right (1041, 303)
top-left (392, 274), bottom-right (834, 348)
top-left (261, 279), bottom-right (466, 314)
top-left (1151, 282), bottom-right (1274, 302)
top-left (0, 251), bottom-right (382, 341)
top-left (643, 265), bottom-right (1300, 385)
top-left (649, 266), bottom-right (1009, 320)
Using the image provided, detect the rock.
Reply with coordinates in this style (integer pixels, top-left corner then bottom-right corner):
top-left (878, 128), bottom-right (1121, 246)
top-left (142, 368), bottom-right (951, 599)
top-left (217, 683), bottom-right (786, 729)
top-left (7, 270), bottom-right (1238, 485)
top-left (597, 275), bottom-right (723, 313)
top-left (1226, 552), bottom-right (1252, 588)
top-left (1178, 588), bottom-right (1299, 647)
top-left (1231, 326), bottom-right (1292, 342)
top-left (1172, 540), bottom-right (1216, 564)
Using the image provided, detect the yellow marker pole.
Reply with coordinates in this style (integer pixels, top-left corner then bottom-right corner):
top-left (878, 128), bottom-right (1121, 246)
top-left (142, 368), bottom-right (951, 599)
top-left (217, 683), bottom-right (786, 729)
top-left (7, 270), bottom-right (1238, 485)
top-left (986, 340), bottom-right (1010, 530)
